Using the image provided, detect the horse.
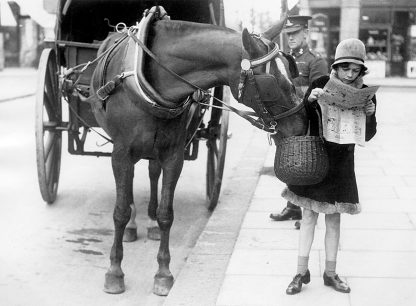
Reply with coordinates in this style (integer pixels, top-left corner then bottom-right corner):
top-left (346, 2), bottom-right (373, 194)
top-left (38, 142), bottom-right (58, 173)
top-left (89, 7), bottom-right (308, 296)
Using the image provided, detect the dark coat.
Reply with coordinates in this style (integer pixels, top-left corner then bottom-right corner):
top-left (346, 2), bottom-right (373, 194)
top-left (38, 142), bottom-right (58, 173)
top-left (282, 75), bottom-right (377, 214)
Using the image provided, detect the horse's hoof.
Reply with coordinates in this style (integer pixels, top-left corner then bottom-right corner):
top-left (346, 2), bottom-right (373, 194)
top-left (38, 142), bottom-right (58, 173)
top-left (147, 226), bottom-right (161, 241)
top-left (104, 271), bottom-right (125, 294)
top-left (123, 227), bottom-right (138, 242)
top-left (153, 275), bottom-right (174, 296)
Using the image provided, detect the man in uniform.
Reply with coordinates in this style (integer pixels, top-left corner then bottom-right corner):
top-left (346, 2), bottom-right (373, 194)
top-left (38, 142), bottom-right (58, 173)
top-left (270, 15), bottom-right (328, 223)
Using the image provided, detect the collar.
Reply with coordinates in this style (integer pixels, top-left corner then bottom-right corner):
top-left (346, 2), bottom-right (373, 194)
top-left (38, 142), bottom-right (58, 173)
top-left (290, 42), bottom-right (309, 57)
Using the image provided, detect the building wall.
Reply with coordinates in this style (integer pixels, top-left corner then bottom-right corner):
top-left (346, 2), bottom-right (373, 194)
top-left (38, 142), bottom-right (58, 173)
top-left (306, 0), bottom-right (416, 77)
top-left (339, 0), bottom-right (360, 40)
top-left (19, 18), bottom-right (40, 67)
top-left (0, 34), bottom-right (4, 70)
top-left (363, 0), bottom-right (415, 7)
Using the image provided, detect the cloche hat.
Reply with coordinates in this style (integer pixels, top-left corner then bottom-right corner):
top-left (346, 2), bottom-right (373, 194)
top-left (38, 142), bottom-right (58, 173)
top-left (331, 38), bottom-right (367, 70)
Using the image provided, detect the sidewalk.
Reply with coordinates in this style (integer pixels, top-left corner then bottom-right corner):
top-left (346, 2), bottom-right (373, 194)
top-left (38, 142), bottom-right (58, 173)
top-left (165, 87), bottom-right (416, 306)
top-left (0, 68), bottom-right (37, 102)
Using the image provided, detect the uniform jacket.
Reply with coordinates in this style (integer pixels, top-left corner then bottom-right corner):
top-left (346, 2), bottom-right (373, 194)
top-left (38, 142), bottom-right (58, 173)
top-left (290, 42), bottom-right (328, 93)
top-left (282, 75), bottom-right (377, 215)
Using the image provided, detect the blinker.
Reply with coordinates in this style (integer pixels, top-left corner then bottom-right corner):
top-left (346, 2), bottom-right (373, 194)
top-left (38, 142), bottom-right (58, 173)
top-left (253, 74), bottom-right (280, 103)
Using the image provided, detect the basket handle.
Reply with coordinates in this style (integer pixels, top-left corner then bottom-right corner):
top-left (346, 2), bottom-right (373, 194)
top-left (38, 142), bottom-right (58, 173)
top-left (314, 107), bottom-right (324, 139)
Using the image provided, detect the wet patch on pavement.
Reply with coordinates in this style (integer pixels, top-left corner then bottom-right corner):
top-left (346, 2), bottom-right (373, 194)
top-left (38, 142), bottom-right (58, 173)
top-left (74, 249), bottom-right (104, 255)
top-left (67, 228), bottom-right (113, 236)
top-left (66, 228), bottom-right (111, 256)
top-left (65, 237), bottom-right (102, 245)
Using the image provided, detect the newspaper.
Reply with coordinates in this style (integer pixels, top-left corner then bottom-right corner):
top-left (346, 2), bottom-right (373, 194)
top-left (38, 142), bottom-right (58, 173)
top-left (319, 77), bottom-right (379, 108)
top-left (317, 78), bottom-right (379, 146)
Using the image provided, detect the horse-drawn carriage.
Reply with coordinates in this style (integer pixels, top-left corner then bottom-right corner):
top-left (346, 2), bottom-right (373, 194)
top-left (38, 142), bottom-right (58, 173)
top-left (36, 0), bottom-right (229, 210)
top-left (36, 0), bottom-right (307, 296)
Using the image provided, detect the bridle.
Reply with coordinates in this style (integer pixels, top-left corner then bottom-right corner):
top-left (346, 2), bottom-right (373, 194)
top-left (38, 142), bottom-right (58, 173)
top-left (237, 34), bottom-right (306, 133)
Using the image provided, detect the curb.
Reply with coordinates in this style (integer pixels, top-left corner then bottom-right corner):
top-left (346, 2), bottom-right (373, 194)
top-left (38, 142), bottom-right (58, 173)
top-left (0, 93), bottom-right (35, 103)
top-left (365, 78), bottom-right (416, 88)
top-left (163, 128), bottom-right (270, 306)
top-left (368, 83), bottom-right (416, 88)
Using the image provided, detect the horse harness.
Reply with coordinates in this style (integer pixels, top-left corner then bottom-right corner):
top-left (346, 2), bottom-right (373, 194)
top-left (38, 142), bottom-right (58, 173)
top-left (74, 6), bottom-right (305, 136)
top-left (236, 35), bottom-right (306, 133)
top-left (93, 6), bottom-right (194, 119)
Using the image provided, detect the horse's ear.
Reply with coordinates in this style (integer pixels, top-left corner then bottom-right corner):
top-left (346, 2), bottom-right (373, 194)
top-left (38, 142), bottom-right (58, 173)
top-left (242, 28), bottom-right (263, 58)
top-left (262, 14), bottom-right (287, 41)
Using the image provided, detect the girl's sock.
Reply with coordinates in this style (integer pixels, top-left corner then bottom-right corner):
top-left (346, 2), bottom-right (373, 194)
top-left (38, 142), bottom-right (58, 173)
top-left (296, 256), bottom-right (309, 275)
top-left (325, 260), bottom-right (337, 277)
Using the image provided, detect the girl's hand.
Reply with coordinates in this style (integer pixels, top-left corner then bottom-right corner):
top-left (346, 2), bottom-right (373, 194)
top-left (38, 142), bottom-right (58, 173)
top-left (308, 88), bottom-right (324, 102)
top-left (364, 100), bottom-right (375, 116)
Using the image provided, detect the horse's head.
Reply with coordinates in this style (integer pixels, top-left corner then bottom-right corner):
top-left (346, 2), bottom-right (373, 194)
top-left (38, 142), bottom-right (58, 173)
top-left (234, 19), bottom-right (308, 138)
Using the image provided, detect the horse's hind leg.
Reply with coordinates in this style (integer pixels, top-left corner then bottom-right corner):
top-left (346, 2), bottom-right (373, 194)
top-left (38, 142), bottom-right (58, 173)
top-left (153, 154), bottom-right (183, 296)
top-left (148, 160), bottom-right (162, 240)
top-left (104, 145), bottom-right (134, 294)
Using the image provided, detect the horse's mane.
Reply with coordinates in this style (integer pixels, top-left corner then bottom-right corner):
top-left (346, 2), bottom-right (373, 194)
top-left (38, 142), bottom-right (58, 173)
top-left (154, 19), bottom-right (236, 36)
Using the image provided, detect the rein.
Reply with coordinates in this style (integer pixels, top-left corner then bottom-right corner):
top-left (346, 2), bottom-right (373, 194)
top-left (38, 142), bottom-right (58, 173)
top-left (65, 12), bottom-right (304, 138)
top-left (126, 27), bottom-right (304, 134)
top-left (123, 26), bottom-right (277, 131)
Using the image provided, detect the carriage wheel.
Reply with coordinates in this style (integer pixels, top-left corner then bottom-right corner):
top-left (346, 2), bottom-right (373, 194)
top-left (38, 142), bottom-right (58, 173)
top-left (206, 87), bottom-right (230, 211)
top-left (35, 48), bottom-right (62, 204)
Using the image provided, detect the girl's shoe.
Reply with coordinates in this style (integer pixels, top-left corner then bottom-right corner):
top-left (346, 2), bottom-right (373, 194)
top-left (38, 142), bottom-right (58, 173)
top-left (286, 270), bottom-right (310, 295)
top-left (323, 272), bottom-right (351, 293)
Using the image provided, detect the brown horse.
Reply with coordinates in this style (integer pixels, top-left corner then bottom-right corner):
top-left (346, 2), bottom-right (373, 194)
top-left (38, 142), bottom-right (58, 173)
top-left (90, 8), bottom-right (307, 296)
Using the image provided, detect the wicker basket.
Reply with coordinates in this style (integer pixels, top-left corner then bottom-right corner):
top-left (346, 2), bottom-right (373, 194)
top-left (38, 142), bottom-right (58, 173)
top-left (274, 135), bottom-right (329, 185)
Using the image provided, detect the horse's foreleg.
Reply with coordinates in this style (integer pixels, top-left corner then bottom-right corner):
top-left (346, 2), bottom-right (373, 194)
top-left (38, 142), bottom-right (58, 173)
top-left (153, 154), bottom-right (183, 296)
top-left (104, 146), bottom-right (134, 294)
top-left (123, 202), bottom-right (137, 242)
top-left (147, 160), bottom-right (162, 240)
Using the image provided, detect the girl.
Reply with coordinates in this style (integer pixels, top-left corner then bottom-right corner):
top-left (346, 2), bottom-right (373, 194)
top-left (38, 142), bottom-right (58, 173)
top-left (284, 38), bottom-right (377, 295)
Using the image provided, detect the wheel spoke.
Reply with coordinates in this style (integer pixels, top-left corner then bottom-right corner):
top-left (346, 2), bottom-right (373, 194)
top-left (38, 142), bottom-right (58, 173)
top-left (47, 61), bottom-right (58, 92)
top-left (212, 141), bottom-right (219, 159)
top-left (44, 78), bottom-right (58, 117)
top-left (46, 146), bottom-right (56, 192)
top-left (44, 132), bottom-right (58, 162)
top-left (207, 150), bottom-right (215, 195)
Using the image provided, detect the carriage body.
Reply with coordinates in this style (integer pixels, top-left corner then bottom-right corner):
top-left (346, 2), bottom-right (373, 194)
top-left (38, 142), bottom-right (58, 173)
top-left (36, 0), bottom-right (229, 208)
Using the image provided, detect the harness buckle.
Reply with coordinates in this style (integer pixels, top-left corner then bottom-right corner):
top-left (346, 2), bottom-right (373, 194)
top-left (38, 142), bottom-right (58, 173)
top-left (268, 121), bottom-right (278, 136)
top-left (97, 81), bottom-right (114, 101)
